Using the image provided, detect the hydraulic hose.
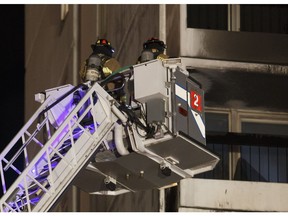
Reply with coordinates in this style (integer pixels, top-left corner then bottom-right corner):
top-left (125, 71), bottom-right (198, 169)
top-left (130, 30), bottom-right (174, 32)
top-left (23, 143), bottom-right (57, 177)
top-left (114, 121), bottom-right (129, 156)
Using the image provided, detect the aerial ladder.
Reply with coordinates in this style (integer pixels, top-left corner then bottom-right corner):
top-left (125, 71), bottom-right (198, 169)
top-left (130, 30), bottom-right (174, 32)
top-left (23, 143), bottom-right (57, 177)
top-left (0, 58), bottom-right (219, 212)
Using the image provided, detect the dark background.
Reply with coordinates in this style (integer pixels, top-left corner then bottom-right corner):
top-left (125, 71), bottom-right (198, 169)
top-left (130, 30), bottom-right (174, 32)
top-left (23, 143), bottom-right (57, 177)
top-left (0, 5), bottom-right (24, 152)
top-left (0, 5), bottom-right (24, 194)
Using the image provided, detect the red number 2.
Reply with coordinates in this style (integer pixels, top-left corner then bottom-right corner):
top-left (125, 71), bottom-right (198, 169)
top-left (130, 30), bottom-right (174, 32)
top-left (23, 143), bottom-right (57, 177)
top-left (190, 91), bottom-right (202, 112)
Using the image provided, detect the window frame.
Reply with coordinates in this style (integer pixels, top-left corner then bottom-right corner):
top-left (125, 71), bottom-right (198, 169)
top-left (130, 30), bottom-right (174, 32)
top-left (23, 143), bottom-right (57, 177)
top-left (205, 107), bottom-right (288, 181)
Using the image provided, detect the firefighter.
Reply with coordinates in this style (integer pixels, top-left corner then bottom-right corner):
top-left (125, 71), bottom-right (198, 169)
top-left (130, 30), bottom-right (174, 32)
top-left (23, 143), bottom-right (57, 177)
top-left (137, 37), bottom-right (169, 63)
top-left (73, 39), bottom-right (123, 122)
top-left (76, 38), bottom-right (126, 105)
top-left (79, 38), bottom-right (121, 83)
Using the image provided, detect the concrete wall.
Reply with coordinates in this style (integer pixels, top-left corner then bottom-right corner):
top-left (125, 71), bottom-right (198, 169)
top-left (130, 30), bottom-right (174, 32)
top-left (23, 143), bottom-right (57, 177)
top-left (25, 5), bottom-right (75, 119)
top-left (180, 178), bottom-right (288, 211)
top-left (79, 5), bottom-right (180, 67)
top-left (79, 5), bottom-right (159, 68)
top-left (180, 28), bottom-right (288, 65)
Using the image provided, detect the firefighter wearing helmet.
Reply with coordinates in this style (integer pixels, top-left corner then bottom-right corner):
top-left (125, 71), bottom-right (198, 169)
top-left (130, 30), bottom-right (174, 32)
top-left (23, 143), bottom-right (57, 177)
top-left (79, 39), bottom-right (121, 82)
top-left (74, 39), bottom-right (123, 107)
top-left (137, 37), bottom-right (169, 63)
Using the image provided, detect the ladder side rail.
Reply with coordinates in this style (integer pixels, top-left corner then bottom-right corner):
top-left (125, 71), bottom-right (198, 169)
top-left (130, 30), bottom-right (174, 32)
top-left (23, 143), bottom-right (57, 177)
top-left (2, 158), bottom-right (22, 175)
top-left (23, 131), bottom-right (44, 147)
top-left (3, 118), bottom-right (49, 171)
top-left (0, 98), bottom-right (53, 196)
top-left (0, 160), bottom-right (6, 194)
top-left (0, 98), bottom-right (52, 159)
top-left (0, 115), bottom-right (50, 195)
top-left (22, 134), bottom-right (30, 168)
top-left (68, 120), bottom-right (77, 166)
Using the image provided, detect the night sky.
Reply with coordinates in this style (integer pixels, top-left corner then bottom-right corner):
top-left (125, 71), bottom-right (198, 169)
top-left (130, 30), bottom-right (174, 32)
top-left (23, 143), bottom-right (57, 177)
top-left (0, 5), bottom-right (24, 194)
top-left (0, 5), bottom-right (24, 151)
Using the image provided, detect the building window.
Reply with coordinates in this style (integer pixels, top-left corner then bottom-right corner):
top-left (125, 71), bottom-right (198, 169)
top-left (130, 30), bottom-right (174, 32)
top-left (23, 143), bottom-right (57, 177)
top-left (205, 112), bottom-right (229, 133)
top-left (240, 5), bottom-right (288, 34)
top-left (187, 4), bottom-right (228, 30)
top-left (196, 108), bottom-right (288, 183)
top-left (238, 120), bottom-right (288, 182)
top-left (186, 4), bottom-right (288, 34)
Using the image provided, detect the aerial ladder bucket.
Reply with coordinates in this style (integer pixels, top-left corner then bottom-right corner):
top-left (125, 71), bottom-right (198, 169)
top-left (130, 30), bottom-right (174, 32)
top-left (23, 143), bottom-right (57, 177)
top-left (0, 58), bottom-right (220, 212)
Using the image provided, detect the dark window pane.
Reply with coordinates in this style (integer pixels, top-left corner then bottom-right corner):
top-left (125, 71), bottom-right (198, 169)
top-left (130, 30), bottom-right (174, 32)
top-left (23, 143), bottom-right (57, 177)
top-left (278, 147), bottom-right (287, 183)
top-left (259, 146), bottom-right (269, 181)
top-left (187, 5), bottom-right (228, 30)
top-left (205, 112), bottom-right (229, 132)
top-left (242, 122), bottom-right (288, 136)
top-left (240, 121), bottom-right (288, 183)
top-left (250, 145), bottom-right (260, 181)
top-left (240, 5), bottom-right (288, 34)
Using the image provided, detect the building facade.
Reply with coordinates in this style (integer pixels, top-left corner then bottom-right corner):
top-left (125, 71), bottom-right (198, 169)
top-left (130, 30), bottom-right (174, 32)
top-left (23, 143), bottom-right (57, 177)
top-left (25, 4), bottom-right (288, 211)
